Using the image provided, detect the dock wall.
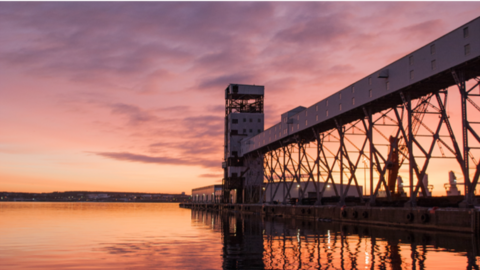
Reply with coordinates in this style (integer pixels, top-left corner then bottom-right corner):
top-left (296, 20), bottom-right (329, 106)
top-left (180, 203), bottom-right (480, 233)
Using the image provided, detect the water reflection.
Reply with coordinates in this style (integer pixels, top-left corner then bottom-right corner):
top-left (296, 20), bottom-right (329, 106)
top-left (0, 202), bottom-right (223, 269)
top-left (1, 202), bottom-right (479, 269)
top-left (192, 209), bottom-right (480, 270)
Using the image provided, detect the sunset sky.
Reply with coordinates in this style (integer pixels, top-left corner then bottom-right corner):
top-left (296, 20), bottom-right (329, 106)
top-left (2, 2), bottom-right (480, 194)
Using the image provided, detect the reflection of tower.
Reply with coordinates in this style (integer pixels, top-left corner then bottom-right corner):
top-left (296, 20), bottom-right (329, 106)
top-left (387, 239), bottom-right (402, 270)
top-left (446, 171), bottom-right (461, 196)
top-left (222, 84), bottom-right (264, 204)
top-left (221, 213), bottom-right (264, 269)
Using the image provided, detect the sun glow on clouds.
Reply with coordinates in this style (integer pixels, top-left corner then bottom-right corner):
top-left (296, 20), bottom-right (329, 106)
top-left (1, 2), bottom-right (480, 193)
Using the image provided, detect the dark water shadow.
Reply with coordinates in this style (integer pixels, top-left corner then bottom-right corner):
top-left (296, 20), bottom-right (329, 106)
top-left (191, 209), bottom-right (480, 270)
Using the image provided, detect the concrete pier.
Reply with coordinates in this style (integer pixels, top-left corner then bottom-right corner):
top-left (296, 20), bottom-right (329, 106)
top-left (180, 203), bottom-right (480, 233)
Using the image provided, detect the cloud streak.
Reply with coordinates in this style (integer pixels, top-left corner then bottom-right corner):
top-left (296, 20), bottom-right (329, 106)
top-left (92, 151), bottom-right (218, 169)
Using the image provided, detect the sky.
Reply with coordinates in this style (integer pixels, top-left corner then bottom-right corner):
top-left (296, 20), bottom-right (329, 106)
top-left (1, 2), bottom-right (480, 194)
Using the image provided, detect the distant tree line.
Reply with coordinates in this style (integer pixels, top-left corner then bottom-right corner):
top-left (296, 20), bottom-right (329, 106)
top-left (0, 191), bottom-right (192, 202)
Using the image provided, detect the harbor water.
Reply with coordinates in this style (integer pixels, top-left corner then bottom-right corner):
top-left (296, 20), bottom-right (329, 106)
top-left (1, 202), bottom-right (479, 269)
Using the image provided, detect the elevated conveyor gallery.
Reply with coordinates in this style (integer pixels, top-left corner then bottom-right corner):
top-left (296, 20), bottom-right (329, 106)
top-left (241, 17), bottom-right (480, 156)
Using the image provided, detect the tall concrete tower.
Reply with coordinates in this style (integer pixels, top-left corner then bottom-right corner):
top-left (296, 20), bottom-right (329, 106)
top-left (222, 84), bottom-right (264, 204)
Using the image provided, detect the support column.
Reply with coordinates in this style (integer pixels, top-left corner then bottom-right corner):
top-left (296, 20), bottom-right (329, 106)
top-left (316, 132), bottom-right (321, 205)
top-left (453, 71), bottom-right (476, 207)
top-left (366, 108), bottom-right (375, 206)
top-left (297, 142), bottom-right (304, 205)
top-left (336, 120), bottom-right (345, 206)
top-left (282, 145), bottom-right (287, 205)
top-left (406, 93), bottom-right (417, 207)
top-left (460, 76), bottom-right (472, 205)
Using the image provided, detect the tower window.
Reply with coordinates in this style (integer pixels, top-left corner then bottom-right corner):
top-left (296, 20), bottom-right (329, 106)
top-left (369, 89), bottom-right (372, 98)
top-left (249, 129), bottom-right (252, 133)
top-left (464, 27), bottom-right (469, 38)
top-left (243, 118), bottom-right (246, 122)
top-left (232, 119), bottom-right (238, 124)
top-left (368, 77), bottom-right (372, 85)
top-left (465, 44), bottom-right (471, 55)
top-left (352, 97), bottom-right (355, 105)
top-left (386, 81), bottom-right (390, 91)
top-left (305, 120), bottom-right (308, 126)
top-left (257, 119), bottom-right (261, 123)
top-left (326, 110), bottom-right (329, 117)
top-left (431, 60), bottom-right (436, 70)
top-left (410, 70), bottom-right (414, 80)
top-left (339, 93), bottom-right (342, 100)
top-left (316, 105), bottom-right (318, 111)
top-left (339, 103), bottom-right (342, 111)
top-left (351, 85), bottom-right (355, 93)
top-left (249, 118), bottom-right (252, 122)
top-left (430, 44), bottom-right (435, 55)
top-left (409, 55), bottom-right (414, 66)
top-left (316, 115), bottom-right (318, 121)
top-left (243, 129), bottom-right (246, 133)
top-left (326, 99), bottom-right (329, 106)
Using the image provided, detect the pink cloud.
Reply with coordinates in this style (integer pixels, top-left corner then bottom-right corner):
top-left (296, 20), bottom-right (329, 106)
top-left (92, 151), bottom-right (218, 169)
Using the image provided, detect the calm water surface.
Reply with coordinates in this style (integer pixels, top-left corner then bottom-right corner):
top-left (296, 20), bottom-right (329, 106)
top-left (1, 202), bottom-right (479, 269)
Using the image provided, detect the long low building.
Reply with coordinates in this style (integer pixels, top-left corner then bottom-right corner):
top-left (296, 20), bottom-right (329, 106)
top-left (266, 182), bottom-right (363, 203)
top-left (192, 185), bottom-right (222, 203)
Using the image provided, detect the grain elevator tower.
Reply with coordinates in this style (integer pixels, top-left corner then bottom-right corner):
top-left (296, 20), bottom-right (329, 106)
top-left (222, 84), bottom-right (264, 204)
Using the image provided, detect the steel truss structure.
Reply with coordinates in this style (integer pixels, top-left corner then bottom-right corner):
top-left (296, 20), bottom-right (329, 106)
top-left (243, 154), bottom-right (264, 203)
top-left (235, 19), bottom-right (480, 206)
top-left (247, 70), bottom-right (480, 206)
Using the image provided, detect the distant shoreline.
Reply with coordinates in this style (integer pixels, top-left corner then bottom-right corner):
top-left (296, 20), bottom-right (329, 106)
top-left (1, 191), bottom-right (192, 203)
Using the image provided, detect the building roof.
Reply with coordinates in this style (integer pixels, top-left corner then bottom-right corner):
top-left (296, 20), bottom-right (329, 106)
top-left (192, 185), bottom-right (223, 192)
